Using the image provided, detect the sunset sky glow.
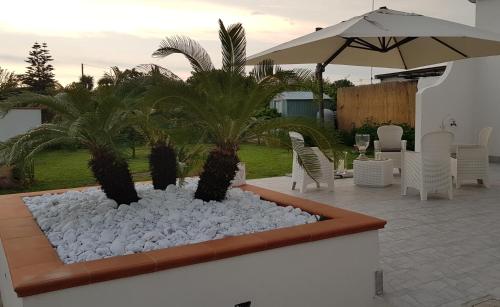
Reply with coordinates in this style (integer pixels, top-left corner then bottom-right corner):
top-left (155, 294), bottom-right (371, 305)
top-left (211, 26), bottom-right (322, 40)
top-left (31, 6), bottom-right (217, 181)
top-left (0, 0), bottom-right (475, 85)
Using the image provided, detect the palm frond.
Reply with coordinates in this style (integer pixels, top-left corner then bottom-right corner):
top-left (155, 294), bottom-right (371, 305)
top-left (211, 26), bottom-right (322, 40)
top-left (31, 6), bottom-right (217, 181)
top-left (219, 19), bottom-right (246, 75)
top-left (176, 143), bottom-right (208, 186)
top-left (249, 117), bottom-right (333, 151)
top-left (153, 36), bottom-right (214, 73)
top-left (135, 64), bottom-right (181, 81)
top-left (289, 133), bottom-right (323, 182)
top-left (274, 67), bottom-right (314, 86)
top-left (249, 59), bottom-right (275, 83)
top-left (290, 68), bottom-right (314, 82)
top-left (0, 93), bottom-right (68, 118)
top-left (250, 60), bottom-right (313, 86)
top-left (2, 124), bottom-right (70, 164)
top-left (24, 136), bottom-right (76, 161)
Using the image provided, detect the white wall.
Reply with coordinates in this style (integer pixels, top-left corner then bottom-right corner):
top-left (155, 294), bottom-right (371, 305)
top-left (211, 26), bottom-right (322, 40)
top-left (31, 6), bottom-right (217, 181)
top-left (474, 57), bottom-right (500, 158)
top-left (0, 109), bottom-right (41, 142)
top-left (472, 0), bottom-right (500, 158)
top-left (416, 0), bottom-right (500, 157)
top-left (415, 61), bottom-right (477, 152)
top-left (3, 231), bottom-right (381, 307)
top-left (416, 76), bottom-right (440, 91)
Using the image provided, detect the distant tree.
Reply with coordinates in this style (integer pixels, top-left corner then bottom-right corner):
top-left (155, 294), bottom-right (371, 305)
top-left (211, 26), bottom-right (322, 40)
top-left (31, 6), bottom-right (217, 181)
top-left (79, 75), bottom-right (94, 91)
top-left (325, 79), bottom-right (354, 109)
top-left (22, 42), bottom-right (56, 94)
top-left (0, 66), bottom-right (19, 100)
top-left (97, 66), bottom-right (142, 88)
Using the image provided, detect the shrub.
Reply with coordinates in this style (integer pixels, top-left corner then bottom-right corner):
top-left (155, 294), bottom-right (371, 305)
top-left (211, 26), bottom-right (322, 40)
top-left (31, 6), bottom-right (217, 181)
top-left (343, 119), bottom-right (415, 151)
top-left (254, 106), bottom-right (281, 119)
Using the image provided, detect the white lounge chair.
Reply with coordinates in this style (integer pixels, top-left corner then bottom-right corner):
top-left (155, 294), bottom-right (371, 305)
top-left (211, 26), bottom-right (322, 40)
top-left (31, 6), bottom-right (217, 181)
top-left (374, 125), bottom-right (405, 173)
top-left (451, 127), bottom-right (492, 188)
top-left (402, 131), bottom-right (454, 201)
top-left (289, 132), bottom-right (334, 193)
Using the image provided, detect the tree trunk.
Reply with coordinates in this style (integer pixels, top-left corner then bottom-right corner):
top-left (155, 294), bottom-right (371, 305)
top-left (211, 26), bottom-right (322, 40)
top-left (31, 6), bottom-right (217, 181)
top-left (89, 149), bottom-right (139, 205)
top-left (195, 148), bottom-right (239, 202)
top-left (131, 144), bottom-right (136, 159)
top-left (149, 142), bottom-right (177, 190)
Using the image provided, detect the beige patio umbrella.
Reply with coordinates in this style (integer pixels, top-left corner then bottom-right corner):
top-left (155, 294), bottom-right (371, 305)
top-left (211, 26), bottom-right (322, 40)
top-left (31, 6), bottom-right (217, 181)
top-left (247, 7), bottom-right (500, 122)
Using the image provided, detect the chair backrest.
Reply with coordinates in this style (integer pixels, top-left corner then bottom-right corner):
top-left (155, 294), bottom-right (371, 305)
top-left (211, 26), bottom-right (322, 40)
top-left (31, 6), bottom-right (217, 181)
top-left (421, 130), bottom-right (454, 168)
top-left (289, 131), bottom-right (304, 164)
top-left (377, 125), bottom-right (403, 150)
top-left (288, 131), bottom-right (323, 180)
top-left (478, 127), bottom-right (492, 146)
top-left (288, 131), bottom-right (304, 142)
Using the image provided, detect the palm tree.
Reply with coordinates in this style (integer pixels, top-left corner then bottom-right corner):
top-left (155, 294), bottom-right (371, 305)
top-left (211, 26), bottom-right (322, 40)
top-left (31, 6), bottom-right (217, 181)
top-left (0, 85), bottom-right (139, 205)
top-left (151, 20), bottom-right (332, 202)
top-left (97, 66), bottom-right (143, 88)
top-left (132, 103), bottom-right (177, 190)
top-left (116, 64), bottom-right (182, 190)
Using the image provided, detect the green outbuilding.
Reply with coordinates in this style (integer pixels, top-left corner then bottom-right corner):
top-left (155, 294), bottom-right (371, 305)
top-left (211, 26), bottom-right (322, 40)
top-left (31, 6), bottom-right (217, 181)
top-left (269, 91), bottom-right (332, 118)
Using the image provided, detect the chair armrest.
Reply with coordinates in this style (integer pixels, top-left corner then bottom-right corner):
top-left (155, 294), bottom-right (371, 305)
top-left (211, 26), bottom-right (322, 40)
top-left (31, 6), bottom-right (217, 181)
top-left (456, 144), bottom-right (487, 154)
top-left (456, 144), bottom-right (485, 150)
top-left (401, 140), bottom-right (407, 152)
top-left (402, 151), bottom-right (421, 178)
top-left (450, 157), bottom-right (457, 177)
top-left (403, 150), bottom-right (419, 161)
top-left (456, 144), bottom-right (488, 159)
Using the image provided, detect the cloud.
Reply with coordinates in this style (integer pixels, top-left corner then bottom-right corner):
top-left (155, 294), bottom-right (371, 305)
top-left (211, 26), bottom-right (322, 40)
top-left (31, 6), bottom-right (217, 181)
top-left (0, 54), bottom-right (25, 63)
top-left (0, 0), bottom-right (476, 85)
top-left (0, 0), bottom-right (309, 40)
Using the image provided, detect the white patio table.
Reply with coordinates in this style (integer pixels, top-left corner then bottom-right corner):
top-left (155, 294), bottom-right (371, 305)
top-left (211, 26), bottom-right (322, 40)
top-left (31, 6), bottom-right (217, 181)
top-left (354, 159), bottom-right (393, 187)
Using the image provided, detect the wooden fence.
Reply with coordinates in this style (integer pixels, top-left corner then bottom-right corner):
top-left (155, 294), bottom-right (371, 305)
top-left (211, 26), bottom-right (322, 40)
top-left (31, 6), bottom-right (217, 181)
top-left (337, 81), bottom-right (417, 131)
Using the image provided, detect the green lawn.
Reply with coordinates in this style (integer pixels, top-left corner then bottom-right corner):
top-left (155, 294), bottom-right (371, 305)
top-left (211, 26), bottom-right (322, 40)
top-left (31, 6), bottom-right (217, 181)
top-left (0, 144), bottom-right (295, 194)
top-left (1, 143), bottom-right (357, 195)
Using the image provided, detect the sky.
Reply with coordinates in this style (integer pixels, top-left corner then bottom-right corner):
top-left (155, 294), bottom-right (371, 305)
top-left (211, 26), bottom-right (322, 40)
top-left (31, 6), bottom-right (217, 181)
top-left (0, 0), bottom-right (476, 86)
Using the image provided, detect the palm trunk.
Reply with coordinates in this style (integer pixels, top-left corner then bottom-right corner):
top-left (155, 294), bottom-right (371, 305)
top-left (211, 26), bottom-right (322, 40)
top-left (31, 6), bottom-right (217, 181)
top-left (89, 149), bottom-right (139, 205)
top-left (195, 147), bottom-right (239, 202)
top-left (149, 142), bottom-right (177, 190)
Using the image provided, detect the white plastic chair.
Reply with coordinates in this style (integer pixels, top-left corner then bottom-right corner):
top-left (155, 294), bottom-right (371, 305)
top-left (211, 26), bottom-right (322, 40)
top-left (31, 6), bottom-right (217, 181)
top-left (401, 131), bottom-right (454, 201)
top-left (451, 127), bottom-right (492, 188)
top-left (374, 125), bottom-right (405, 172)
top-left (289, 132), bottom-right (334, 193)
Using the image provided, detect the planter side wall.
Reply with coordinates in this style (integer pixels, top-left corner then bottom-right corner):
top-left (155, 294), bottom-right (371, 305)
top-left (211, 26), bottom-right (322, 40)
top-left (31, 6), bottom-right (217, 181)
top-left (21, 230), bottom-right (380, 307)
top-left (0, 242), bottom-right (23, 307)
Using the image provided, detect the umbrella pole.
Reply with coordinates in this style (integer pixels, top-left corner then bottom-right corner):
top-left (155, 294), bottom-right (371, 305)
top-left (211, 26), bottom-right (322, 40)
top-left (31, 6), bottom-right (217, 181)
top-left (316, 63), bottom-right (325, 127)
top-left (314, 38), bottom-right (353, 128)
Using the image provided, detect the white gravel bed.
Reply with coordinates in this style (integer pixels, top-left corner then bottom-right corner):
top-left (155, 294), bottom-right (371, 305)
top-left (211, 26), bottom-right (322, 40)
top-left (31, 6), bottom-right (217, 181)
top-left (23, 181), bottom-right (318, 264)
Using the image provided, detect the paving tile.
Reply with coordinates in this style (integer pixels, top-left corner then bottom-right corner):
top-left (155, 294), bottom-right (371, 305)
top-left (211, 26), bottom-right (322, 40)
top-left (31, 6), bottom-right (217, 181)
top-left (248, 163), bottom-right (500, 306)
top-left (387, 294), bottom-right (422, 307)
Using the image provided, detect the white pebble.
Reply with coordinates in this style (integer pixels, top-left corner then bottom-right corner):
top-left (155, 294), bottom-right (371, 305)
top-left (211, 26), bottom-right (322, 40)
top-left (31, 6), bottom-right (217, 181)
top-left (23, 180), bottom-right (316, 264)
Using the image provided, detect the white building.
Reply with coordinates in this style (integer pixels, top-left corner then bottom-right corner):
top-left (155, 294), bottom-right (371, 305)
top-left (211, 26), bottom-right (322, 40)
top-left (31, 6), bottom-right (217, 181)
top-left (0, 108), bottom-right (41, 142)
top-left (416, 0), bottom-right (500, 160)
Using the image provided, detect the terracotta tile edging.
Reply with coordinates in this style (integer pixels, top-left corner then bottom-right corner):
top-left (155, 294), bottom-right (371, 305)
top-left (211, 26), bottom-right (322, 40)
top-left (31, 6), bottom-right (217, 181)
top-left (0, 184), bottom-right (386, 297)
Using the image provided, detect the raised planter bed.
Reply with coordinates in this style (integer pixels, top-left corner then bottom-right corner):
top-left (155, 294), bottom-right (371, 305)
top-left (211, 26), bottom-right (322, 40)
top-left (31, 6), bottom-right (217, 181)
top-left (0, 184), bottom-right (385, 307)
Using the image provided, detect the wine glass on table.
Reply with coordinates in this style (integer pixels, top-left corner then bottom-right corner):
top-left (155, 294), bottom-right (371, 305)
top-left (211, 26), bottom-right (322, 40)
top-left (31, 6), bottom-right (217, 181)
top-left (355, 134), bottom-right (370, 160)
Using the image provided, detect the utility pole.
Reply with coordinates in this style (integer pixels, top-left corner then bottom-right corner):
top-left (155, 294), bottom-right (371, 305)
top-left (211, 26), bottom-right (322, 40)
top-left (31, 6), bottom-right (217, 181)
top-left (81, 63), bottom-right (84, 78)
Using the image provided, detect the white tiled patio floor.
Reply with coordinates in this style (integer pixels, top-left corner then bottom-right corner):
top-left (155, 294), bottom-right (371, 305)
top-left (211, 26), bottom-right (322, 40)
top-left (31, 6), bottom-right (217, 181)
top-left (248, 164), bottom-right (500, 307)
